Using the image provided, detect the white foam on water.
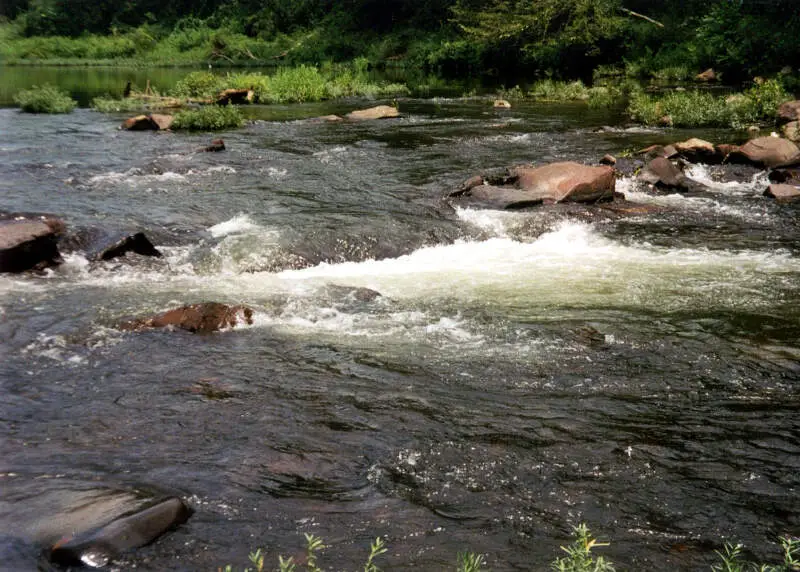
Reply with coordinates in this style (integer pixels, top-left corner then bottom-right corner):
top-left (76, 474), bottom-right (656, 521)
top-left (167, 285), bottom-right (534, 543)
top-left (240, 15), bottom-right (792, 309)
top-left (208, 214), bottom-right (260, 238)
top-left (685, 164), bottom-right (769, 195)
top-left (272, 221), bottom-right (798, 312)
top-left (617, 176), bottom-right (775, 222)
top-left (454, 206), bottom-right (527, 238)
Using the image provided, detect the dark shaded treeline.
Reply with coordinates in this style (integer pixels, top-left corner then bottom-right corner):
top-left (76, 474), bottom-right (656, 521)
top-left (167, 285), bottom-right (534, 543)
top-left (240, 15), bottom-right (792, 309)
top-left (2, 0), bottom-right (799, 81)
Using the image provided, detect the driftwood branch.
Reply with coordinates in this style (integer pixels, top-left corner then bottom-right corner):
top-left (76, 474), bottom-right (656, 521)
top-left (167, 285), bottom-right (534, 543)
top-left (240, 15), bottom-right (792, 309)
top-left (621, 8), bottom-right (664, 28)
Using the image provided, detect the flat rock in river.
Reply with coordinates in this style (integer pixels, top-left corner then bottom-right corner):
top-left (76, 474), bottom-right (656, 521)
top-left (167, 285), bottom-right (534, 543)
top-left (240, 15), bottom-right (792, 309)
top-left (764, 184), bottom-right (800, 202)
top-left (345, 105), bottom-right (400, 121)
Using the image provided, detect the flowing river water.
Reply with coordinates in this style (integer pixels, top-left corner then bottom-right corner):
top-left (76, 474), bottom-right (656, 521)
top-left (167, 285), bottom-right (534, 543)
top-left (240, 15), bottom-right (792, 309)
top-left (1, 72), bottom-right (799, 570)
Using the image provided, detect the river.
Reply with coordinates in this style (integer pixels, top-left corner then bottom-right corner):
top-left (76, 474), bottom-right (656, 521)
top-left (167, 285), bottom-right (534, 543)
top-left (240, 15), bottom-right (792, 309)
top-left (1, 68), bottom-right (799, 571)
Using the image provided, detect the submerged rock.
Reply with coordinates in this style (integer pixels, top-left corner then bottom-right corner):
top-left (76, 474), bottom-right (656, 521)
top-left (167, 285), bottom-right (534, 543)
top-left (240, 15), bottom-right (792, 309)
top-left (493, 99), bottom-right (512, 109)
top-left (728, 136), bottom-right (800, 168)
top-left (93, 232), bottom-right (162, 261)
top-left (345, 105), bottom-right (400, 121)
top-left (637, 144), bottom-right (678, 161)
top-left (121, 302), bottom-right (254, 333)
top-left (0, 216), bottom-right (65, 273)
top-left (200, 138), bottom-right (226, 152)
top-left (49, 497), bottom-right (191, 568)
top-left (764, 184), bottom-right (800, 202)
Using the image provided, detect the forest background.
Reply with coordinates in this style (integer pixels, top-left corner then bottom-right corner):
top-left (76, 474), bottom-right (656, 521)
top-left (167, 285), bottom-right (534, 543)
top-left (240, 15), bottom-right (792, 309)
top-left (1, 0), bottom-right (799, 85)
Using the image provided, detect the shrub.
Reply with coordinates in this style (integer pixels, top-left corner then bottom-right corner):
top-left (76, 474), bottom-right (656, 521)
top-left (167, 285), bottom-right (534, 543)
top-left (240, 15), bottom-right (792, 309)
top-left (627, 79), bottom-right (791, 128)
top-left (551, 524), bottom-right (615, 572)
top-left (172, 71), bottom-right (227, 99)
top-left (528, 80), bottom-right (590, 101)
top-left (13, 84), bottom-right (76, 113)
top-left (172, 104), bottom-right (243, 131)
top-left (91, 95), bottom-right (150, 113)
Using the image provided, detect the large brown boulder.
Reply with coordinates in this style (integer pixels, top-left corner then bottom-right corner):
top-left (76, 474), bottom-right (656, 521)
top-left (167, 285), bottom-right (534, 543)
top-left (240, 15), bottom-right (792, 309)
top-left (0, 216), bottom-right (65, 272)
top-left (121, 302), bottom-right (254, 333)
top-left (345, 105), bottom-right (400, 121)
top-left (511, 162), bottom-right (616, 203)
top-left (777, 101), bottom-right (800, 125)
top-left (728, 137), bottom-right (800, 168)
top-left (764, 184), bottom-right (800, 202)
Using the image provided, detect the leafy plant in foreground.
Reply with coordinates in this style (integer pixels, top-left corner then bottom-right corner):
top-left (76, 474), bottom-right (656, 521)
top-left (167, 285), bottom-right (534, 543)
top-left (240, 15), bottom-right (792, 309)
top-left (712, 536), bottom-right (800, 572)
top-left (13, 84), bottom-right (76, 113)
top-left (551, 523), bottom-right (615, 572)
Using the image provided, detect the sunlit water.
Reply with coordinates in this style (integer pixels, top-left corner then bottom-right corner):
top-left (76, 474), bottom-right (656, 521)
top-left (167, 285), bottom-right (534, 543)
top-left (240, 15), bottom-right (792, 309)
top-left (1, 82), bottom-right (799, 571)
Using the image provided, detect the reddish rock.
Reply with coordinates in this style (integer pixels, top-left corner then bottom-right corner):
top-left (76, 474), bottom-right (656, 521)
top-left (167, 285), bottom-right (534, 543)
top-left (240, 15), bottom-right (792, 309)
top-left (764, 184), bottom-right (800, 202)
top-left (511, 162), bottom-right (616, 203)
top-left (599, 154), bottom-right (617, 166)
top-left (696, 68), bottom-right (717, 82)
top-left (777, 100), bottom-right (800, 125)
top-left (674, 138), bottom-right (720, 163)
top-left (148, 113), bottom-right (174, 130)
top-left (121, 115), bottom-right (155, 131)
top-left (345, 105), bottom-right (400, 121)
top-left (715, 143), bottom-right (739, 159)
top-left (637, 144), bottom-right (678, 160)
top-left (729, 137), bottom-right (800, 168)
top-left (0, 216), bottom-right (65, 272)
top-left (122, 302), bottom-right (254, 333)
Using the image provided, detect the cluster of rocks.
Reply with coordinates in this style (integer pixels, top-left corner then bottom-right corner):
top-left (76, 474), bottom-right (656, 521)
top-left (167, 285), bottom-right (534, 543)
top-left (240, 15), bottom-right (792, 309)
top-left (120, 104), bottom-right (401, 131)
top-left (448, 128), bottom-right (800, 210)
top-left (0, 214), bottom-right (163, 274)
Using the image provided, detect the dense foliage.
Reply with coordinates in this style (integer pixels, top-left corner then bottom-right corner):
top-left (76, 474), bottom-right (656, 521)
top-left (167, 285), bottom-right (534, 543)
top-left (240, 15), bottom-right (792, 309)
top-left (13, 83), bottom-right (76, 112)
top-left (1, 0), bottom-right (799, 82)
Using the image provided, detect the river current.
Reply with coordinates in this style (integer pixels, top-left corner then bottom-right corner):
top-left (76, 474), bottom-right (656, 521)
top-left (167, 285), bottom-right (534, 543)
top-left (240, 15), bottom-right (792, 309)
top-left (1, 87), bottom-right (799, 570)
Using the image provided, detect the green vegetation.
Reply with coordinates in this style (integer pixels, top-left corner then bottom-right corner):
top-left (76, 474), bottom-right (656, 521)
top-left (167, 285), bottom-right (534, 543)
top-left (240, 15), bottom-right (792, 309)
top-left (627, 79), bottom-right (792, 128)
top-left (172, 104), bottom-right (244, 131)
top-left (551, 524), bottom-right (615, 572)
top-left (2, 0), bottom-right (800, 84)
top-left (712, 536), bottom-right (799, 572)
top-left (12, 83), bottom-right (76, 113)
top-left (171, 66), bottom-right (408, 104)
top-left (219, 526), bottom-right (800, 572)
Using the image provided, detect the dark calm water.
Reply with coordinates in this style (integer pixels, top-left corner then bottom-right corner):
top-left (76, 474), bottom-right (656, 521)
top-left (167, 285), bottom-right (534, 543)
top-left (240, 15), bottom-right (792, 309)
top-left (1, 68), bottom-right (799, 571)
